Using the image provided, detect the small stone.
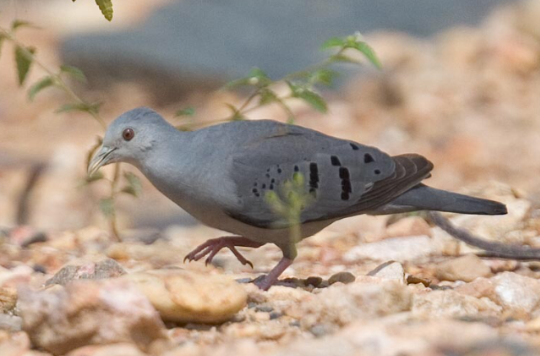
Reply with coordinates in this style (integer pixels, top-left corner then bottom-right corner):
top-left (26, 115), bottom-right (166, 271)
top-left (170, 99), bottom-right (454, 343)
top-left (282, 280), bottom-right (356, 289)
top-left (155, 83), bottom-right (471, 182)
top-left (491, 272), bottom-right (540, 315)
top-left (328, 272), bottom-right (355, 285)
top-left (7, 226), bottom-right (48, 247)
top-left (310, 323), bottom-right (334, 337)
top-left (124, 269), bottom-right (247, 323)
top-left (412, 290), bottom-right (502, 318)
top-left (455, 278), bottom-right (495, 299)
top-left (18, 279), bottom-right (167, 355)
top-left (367, 261), bottom-right (405, 284)
top-left (406, 275), bottom-right (431, 287)
top-left (0, 314), bottom-right (22, 332)
top-left (305, 276), bottom-right (323, 287)
top-left (0, 287), bottom-right (17, 313)
top-left (45, 259), bottom-right (126, 286)
top-left (65, 343), bottom-right (148, 356)
top-left (435, 254), bottom-right (492, 282)
top-left (254, 303), bottom-right (273, 313)
top-left (385, 216), bottom-right (431, 238)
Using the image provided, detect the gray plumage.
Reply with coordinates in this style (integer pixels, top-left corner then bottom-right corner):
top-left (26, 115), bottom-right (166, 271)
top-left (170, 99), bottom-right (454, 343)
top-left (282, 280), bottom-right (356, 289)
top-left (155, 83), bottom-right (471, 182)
top-left (89, 107), bottom-right (507, 289)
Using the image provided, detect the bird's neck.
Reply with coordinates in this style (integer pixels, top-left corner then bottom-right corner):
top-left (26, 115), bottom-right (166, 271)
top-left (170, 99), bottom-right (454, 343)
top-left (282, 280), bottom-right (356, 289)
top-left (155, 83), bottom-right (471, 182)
top-left (136, 129), bottom-right (197, 199)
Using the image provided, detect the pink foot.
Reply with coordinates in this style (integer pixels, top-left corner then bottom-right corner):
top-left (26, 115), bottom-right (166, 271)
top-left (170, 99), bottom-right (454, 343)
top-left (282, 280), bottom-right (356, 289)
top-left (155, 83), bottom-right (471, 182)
top-left (184, 236), bottom-right (263, 267)
top-left (253, 257), bottom-right (293, 291)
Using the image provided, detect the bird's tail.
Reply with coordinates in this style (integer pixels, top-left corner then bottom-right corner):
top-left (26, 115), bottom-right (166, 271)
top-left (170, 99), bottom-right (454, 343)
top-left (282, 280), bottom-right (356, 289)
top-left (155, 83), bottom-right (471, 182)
top-left (388, 184), bottom-right (507, 215)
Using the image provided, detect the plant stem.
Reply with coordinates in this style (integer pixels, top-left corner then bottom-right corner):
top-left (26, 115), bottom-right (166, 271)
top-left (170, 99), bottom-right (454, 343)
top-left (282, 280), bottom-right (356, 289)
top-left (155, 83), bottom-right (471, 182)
top-left (108, 163), bottom-right (122, 242)
top-left (0, 28), bottom-right (106, 129)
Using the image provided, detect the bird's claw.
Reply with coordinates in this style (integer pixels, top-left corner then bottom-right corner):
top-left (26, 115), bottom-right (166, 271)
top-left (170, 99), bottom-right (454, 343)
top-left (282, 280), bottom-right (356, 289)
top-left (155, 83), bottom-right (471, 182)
top-left (183, 237), bottom-right (254, 268)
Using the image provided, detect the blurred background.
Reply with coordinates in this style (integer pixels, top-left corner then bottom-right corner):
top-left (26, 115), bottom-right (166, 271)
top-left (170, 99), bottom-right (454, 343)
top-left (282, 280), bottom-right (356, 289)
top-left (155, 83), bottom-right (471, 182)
top-left (0, 0), bottom-right (539, 234)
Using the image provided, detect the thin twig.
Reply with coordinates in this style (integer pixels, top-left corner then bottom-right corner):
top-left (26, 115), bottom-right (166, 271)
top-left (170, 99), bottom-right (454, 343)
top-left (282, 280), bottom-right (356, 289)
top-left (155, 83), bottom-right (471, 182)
top-left (427, 211), bottom-right (540, 261)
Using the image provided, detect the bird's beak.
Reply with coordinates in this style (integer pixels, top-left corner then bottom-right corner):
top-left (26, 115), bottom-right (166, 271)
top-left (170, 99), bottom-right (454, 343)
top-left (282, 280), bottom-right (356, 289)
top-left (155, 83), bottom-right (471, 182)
top-left (87, 146), bottom-right (117, 176)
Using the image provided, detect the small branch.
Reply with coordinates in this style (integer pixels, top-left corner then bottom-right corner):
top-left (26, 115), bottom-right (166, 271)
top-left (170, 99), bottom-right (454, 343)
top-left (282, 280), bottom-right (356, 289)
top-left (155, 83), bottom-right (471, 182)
top-left (427, 211), bottom-right (540, 261)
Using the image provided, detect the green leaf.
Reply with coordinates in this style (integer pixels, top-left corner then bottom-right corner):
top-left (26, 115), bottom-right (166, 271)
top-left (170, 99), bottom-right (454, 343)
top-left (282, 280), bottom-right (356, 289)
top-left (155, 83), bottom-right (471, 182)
top-left (350, 41), bottom-right (382, 69)
top-left (310, 69), bottom-right (339, 86)
top-left (28, 77), bottom-right (55, 101)
top-left (174, 107), bottom-right (195, 117)
top-left (11, 20), bottom-right (36, 31)
top-left (56, 102), bottom-right (101, 114)
top-left (248, 67), bottom-right (271, 86)
top-left (122, 172), bottom-right (142, 197)
top-left (223, 67), bottom-right (271, 90)
top-left (99, 198), bottom-right (115, 218)
top-left (330, 54), bottom-right (360, 64)
top-left (294, 89), bottom-right (328, 113)
top-left (321, 37), bottom-right (346, 50)
top-left (60, 65), bottom-right (87, 83)
top-left (95, 0), bottom-right (113, 21)
top-left (259, 88), bottom-right (278, 106)
top-left (15, 46), bottom-right (35, 86)
top-left (84, 171), bottom-right (104, 184)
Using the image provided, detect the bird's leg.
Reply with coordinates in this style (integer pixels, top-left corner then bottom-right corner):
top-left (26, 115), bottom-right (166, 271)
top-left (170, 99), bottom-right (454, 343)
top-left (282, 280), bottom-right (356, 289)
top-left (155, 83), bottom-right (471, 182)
top-left (254, 257), bottom-right (294, 291)
top-left (184, 236), bottom-right (264, 268)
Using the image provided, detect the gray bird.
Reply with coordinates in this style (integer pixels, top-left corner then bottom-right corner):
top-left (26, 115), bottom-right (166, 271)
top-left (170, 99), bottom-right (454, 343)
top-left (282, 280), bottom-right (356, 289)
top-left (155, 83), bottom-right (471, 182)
top-left (88, 107), bottom-right (507, 290)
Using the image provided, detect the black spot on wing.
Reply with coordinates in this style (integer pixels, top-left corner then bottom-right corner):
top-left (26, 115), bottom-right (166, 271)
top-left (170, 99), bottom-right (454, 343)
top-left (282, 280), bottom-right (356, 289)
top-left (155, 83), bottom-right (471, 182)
top-left (339, 167), bottom-right (352, 200)
top-left (331, 156), bottom-right (341, 166)
top-left (350, 143), bottom-right (359, 150)
top-left (309, 163), bottom-right (319, 190)
top-left (364, 153), bottom-right (375, 163)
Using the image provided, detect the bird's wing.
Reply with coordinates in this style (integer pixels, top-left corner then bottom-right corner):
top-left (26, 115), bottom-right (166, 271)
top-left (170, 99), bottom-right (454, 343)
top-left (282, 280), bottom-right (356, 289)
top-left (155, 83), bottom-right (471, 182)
top-left (224, 122), bottom-right (433, 229)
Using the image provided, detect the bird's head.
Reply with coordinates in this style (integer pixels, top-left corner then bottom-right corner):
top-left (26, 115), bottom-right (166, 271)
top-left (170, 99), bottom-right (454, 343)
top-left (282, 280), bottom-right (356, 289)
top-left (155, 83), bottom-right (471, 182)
top-left (87, 107), bottom-right (170, 176)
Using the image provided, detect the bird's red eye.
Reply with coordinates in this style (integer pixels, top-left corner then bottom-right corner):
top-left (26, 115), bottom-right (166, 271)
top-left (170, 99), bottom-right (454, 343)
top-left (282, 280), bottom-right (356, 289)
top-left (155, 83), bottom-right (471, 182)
top-left (122, 128), bottom-right (135, 141)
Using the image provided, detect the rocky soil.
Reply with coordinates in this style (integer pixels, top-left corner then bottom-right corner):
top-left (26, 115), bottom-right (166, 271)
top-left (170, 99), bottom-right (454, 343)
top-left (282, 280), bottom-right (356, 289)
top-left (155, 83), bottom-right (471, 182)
top-left (1, 1), bottom-right (540, 355)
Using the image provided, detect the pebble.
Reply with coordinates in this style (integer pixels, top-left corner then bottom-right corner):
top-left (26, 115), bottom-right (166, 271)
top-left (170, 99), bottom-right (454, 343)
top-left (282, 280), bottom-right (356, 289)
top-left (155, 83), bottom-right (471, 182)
top-left (18, 279), bottom-right (167, 355)
top-left (305, 276), bottom-right (323, 287)
top-left (0, 287), bottom-right (17, 313)
top-left (491, 272), bottom-right (540, 315)
top-left (328, 272), bottom-right (356, 285)
top-left (124, 269), bottom-right (247, 324)
top-left (435, 254), bottom-right (492, 282)
top-left (45, 259), bottom-right (126, 286)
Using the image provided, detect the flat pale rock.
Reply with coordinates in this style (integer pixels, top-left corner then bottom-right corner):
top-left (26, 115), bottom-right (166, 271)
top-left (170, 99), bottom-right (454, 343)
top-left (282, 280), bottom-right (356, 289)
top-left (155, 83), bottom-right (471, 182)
top-left (491, 272), bottom-right (540, 316)
top-left (124, 269), bottom-right (247, 324)
top-left (435, 254), bottom-right (492, 282)
top-left (17, 279), bottom-right (167, 355)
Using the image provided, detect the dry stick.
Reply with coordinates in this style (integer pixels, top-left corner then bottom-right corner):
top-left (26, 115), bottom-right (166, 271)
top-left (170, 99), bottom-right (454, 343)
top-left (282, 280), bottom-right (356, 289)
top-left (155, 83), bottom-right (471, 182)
top-left (427, 211), bottom-right (540, 261)
top-left (16, 163), bottom-right (46, 225)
